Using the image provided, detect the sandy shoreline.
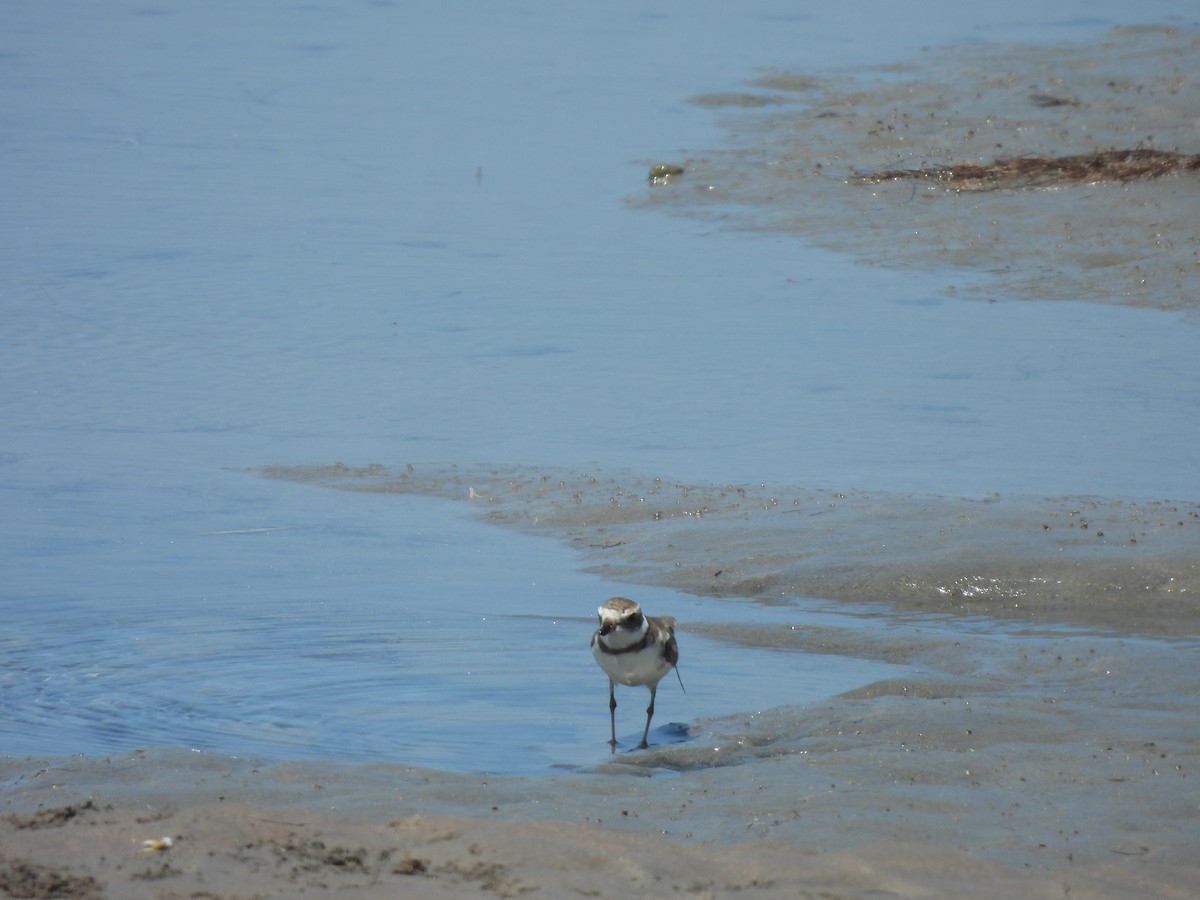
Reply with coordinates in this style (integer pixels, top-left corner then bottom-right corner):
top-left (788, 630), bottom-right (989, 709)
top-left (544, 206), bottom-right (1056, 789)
top-left (630, 24), bottom-right (1200, 310)
top-left (4, 763), bottom-right (1196, 898)
top-left (5, 630), bottom-right (1198, 900)
top-left (0, 777), bottom-right (1157, 900)
top-left (267, 462), bottom-right (1200, 636)
top-left (4, 461), bottom-right (1197, 898)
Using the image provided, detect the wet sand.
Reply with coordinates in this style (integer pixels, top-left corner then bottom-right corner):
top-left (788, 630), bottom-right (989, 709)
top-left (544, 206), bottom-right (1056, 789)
top-left (631, 24), bottom-right (1200, 309)
top-left (270, 461), bottom-right (1200, 637)
top-left (4, 461), bottom-right (1197, 898)
top-left (3, 749), bottom-right (1197, 899)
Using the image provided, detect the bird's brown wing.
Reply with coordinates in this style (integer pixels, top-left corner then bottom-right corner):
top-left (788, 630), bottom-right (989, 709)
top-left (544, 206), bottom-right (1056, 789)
top-left (648, 615), bottom-right (679, 668)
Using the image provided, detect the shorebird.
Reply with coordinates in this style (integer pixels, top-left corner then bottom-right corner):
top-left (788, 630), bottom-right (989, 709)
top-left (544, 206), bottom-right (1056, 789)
top-left (590, 596), bottom-right (680, 749)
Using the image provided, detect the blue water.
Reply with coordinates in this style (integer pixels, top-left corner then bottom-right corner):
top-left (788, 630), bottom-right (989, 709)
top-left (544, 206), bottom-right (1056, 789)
top-left (2, 1), bottom-right (1197, 773)
top-left (0, 464), bottom-right (901, 771)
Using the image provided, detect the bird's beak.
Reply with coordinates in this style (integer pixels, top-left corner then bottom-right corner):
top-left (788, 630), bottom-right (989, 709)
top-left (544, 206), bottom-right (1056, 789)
top-left (599, 621), bottom-right (613, 636)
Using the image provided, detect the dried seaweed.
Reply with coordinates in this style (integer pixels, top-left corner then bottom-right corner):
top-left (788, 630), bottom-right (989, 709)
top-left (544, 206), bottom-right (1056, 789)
top-left (859, 148), bottom-right (1200, 191)
top-left (5, 801), bottom-right (98, 831)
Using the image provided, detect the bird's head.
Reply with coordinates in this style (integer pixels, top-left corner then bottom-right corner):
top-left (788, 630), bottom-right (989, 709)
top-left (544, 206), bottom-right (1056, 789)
top-left (597, 597), bottom-right (644, 637)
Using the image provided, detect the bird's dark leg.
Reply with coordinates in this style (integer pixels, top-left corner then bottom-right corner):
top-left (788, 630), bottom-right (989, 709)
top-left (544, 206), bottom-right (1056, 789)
top-left (639, 683), bottom-right (657, 749)
top-left (607, 680), bottom-right (618, 751)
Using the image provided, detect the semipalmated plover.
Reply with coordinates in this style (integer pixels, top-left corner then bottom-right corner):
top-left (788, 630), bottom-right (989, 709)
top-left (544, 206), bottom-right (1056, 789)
top-left (590, 596), bottom-right (680, 750)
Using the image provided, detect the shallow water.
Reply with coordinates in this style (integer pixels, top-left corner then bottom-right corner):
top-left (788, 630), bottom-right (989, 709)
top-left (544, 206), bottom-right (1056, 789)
top-left (1, 466), bottom-right (910, 773)
top-left (2, 1), bottom-right (1197, 775)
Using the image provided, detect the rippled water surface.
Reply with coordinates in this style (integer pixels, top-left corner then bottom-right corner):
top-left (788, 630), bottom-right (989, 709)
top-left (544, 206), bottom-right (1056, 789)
top-left (2, 473), bottom-right (909, 772)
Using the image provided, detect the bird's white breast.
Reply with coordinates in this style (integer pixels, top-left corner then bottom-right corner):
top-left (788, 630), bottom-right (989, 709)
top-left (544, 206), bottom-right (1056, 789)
top-left (592, 637), bottom-right (671, 687)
